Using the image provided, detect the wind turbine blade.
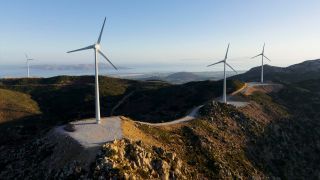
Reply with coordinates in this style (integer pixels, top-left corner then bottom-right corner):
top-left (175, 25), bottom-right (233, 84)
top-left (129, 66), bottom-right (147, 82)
top-left (98, 50), bottom-right (118, 70)
top-left (207, 60), bottom-right (224, 67)
top-left (67, 45), bottom-right (94, 53)
top-left (225, 43), bottom-right (230, 59)
top-left (25, 54), bottom-right (28, 59)
top-left (251, 53), bottom-right (262, 59)
top-left (225, 62), bottom-right (237, 74)
top-left (97, 17), bottom-right (106, 44)
top-left (263, 55), bottom-right (271, 61)
top-left (262, 43), bottom-right (265, 54)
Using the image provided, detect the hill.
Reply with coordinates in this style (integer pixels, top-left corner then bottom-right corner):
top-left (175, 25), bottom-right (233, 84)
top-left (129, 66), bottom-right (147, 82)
top-left (232, 59), bottom-right (320, 83)
top-left (1, 77), bottom-right (319, 179)
top-left (0, 76), bottom-right (243, 123)
top-left (112, 79), bottom-right (320, 179)
top-left (164, 72), bottom-right (202, 84)
top-left (0, 76), bottom-right (134, 122)
top-left (0, 73), bottom-right (319, 178)
top-left (0, 88), bottom-right (40, 124)
top-left (141, 71), bottom-right (202, 84)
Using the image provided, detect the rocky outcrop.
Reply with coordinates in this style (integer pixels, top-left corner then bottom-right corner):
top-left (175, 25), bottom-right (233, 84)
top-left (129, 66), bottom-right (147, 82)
top-left (92, 138), bottom-right (187, 179)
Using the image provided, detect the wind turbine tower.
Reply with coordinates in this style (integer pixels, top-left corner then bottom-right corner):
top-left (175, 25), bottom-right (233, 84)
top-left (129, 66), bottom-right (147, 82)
top-left (251, 43), bottom-right (271, 83)
top-left (25, 54), bottom-right (33, 78)
top-left (67, 17), bottom-right (118, 124)
top-left (207, 43), bottom-right (237, 103)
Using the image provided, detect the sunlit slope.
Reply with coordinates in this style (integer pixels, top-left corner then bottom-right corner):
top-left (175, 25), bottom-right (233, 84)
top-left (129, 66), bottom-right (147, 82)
top-left (0, 88), bottom-right (40, 123)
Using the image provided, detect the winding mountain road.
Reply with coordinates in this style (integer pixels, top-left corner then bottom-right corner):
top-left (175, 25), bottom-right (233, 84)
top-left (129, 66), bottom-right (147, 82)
top-left (136, 82), bottom-right (281, 126)
top-left (137, 105), bottom-right (204, 126)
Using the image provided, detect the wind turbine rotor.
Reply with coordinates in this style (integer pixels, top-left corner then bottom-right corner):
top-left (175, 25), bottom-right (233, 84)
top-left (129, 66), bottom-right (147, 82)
top-left (67, 45), bottom-right (94, 53)
top-left (251, 53), bottom-right (262, 59)
top-left (225, 62), bottom-right (237, 74)
top-left (224, 43), bottom-right (230, 59)
top-left (97, 17), bottom-right (106, 44)
top-left (263, 55), bottom-right (271, 61)
top-left (207, 60), bottom-right (224, 67)
top-left (98, 50), bottom-right (118, 70)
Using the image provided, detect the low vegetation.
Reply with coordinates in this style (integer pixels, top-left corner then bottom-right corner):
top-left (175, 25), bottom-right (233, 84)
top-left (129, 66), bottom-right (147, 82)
top-left (0, 88), bottom-right (40, 124)
top-left (113, 79), bottom-right (244, 122)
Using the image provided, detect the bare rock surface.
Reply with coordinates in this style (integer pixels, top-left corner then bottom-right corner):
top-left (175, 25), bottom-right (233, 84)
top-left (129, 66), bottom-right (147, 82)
top-left (92, 138), bottom-right (188, 179)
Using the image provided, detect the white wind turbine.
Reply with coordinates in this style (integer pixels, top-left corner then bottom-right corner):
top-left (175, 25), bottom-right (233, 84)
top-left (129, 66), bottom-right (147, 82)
top-left (25, 54), bottom-right (33, 78)
top-left (67, 17), bottom-right (118, 124)
top-left (251, 43), bottom-right (271, 83)
top-left (207, 43), bottom-right (237, 103)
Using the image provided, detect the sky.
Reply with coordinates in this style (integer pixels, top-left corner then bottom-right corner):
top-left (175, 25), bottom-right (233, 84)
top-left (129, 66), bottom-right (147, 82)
top-left (1, 0), bottom-right (320, 71)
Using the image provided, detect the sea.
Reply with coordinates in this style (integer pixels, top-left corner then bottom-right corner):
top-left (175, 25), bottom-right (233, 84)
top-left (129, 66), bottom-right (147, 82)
top-left (0, 64), bottom-right (232, 79)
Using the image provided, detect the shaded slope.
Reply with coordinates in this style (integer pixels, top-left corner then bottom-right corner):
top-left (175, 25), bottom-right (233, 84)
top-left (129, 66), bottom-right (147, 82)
top-left (244, 85), bottom-right (320, 179)
top-left (113, 80), bottom-right (244, 122)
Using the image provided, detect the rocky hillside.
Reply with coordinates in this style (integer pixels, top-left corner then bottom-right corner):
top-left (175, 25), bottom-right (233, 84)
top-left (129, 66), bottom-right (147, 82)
top-left (92, 139), bottom-right (188, 179)
top-left (0, 134), bottom-right (188, 179)
top-left (120, 80), bottom-right (320, 179)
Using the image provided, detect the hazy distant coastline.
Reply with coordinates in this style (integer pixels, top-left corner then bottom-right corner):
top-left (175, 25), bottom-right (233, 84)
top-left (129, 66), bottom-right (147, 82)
top-left (31, 64), bottom-right (131, 71)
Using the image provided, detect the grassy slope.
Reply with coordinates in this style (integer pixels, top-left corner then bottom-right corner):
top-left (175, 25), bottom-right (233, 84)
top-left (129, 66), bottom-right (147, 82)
top-left (0, 76), bottom-right (136, 122)
top-left (0, 88), bottom-right (40, 123)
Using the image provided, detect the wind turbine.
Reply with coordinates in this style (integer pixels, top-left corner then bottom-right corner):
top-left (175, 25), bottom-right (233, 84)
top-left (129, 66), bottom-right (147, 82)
top-left (25, 54), bottom-right (33, 78)
top-left (67, 17), bottom-right (118, 124)
top-left (207, 43), bottom-right (237, 104)
top-left (251, 43), bottom-right (271, 83)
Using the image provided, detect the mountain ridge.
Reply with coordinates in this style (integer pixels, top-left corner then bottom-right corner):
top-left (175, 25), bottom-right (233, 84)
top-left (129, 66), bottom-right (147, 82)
top-left (232, 59), bottom-right (320, 83)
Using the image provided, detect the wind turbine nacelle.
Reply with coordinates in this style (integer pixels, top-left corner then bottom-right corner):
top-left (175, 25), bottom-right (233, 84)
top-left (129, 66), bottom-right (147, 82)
top-left (94, 44), bottom-right (100, 50)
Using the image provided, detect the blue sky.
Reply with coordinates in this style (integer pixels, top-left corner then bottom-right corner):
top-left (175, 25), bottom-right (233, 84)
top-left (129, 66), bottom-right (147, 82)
top-left (1, 0), bottom-right (320, 71)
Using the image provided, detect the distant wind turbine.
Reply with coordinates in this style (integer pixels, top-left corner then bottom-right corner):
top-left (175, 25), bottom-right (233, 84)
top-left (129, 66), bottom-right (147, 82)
top-left (251, 43), bottom-right (271, 83)
top-left (25, 54), bottom-right (33, 78)
top-left (67, 17), bottom-right (118, 124)
top-left (207, 43), bottom-right (237, 104)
